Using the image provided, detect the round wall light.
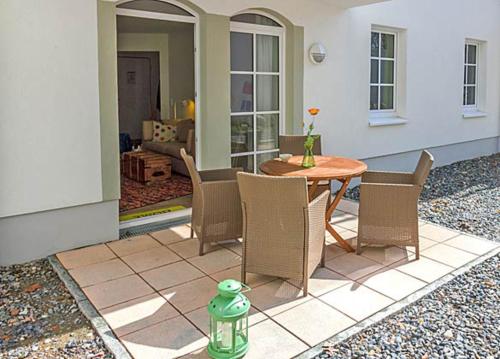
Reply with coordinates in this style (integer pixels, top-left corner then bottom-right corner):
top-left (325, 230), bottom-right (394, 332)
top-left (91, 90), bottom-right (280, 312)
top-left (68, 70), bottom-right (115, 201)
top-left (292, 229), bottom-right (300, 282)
top-left (309, 43), bottom-right (327, 64)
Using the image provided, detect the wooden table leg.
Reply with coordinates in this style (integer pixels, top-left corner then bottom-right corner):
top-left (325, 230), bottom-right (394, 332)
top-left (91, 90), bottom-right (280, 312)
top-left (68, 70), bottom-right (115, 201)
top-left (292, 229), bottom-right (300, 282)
top-left (325, 178), bottom-right (355, 252)
top-left (308, 180), bottom-right (319, 202)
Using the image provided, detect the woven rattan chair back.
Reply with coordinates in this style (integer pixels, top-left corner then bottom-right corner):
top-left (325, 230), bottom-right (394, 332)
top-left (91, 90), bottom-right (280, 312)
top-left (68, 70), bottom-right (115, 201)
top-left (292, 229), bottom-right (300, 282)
top-left (279, 135), bottom-right (322, 156)
top-left (237, 172), bottom-right (310, 279)
top-left (413, 150), bottom-right (434, 187)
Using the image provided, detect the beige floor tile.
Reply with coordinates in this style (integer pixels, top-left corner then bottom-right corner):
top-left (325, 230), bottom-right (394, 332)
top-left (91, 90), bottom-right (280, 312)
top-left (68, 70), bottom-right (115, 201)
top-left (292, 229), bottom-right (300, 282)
top-left (408, 237), bottom-right (439, 251)
top-left (161, 276), bottom-right (218, 313)
top-left (150, 225), bottom-right (193, 245)
top-left (245, 279), bottom-right (312, 317)
top-left (337, 200), bottom-right (359, 215)
top-left (100, 293), bottom-right (179, 337)
top-left (121, 316), bottom-right (207, 359)
top-left (83, 275), bottom-right (154, 310)
top-left (185, 305), bottom-right (267, 335)
top-left (57, 244), bottom-right (116, 270)
top-left (320, 283), bottom-right (394, 321)
top-left (141, 261), bottom-right (205, 291)
top-left (390, 257), bottom-right (454, 283)
top-left (107, 235), bottom-right (160, 257)
top-left (220, 239), bottom-right (243, 256)
top-left (359, 246), bottom-right (414, 266)
top-left (418, 224), bottom-right (459, 242)
top-left (325, 253), bottom-right (383, 280)
top-left (244, 320), bottom-right (309, 359)
top-left (331, 213), bottom-right (358, 230)
top-left (168, 239), bottom-right (220, 259)
top-left (273, 299), bottom-right (355, 346)
top-left (443, 234), bottom-right (498, 255)
top-left (212, 266), bottom-right (275, 288)
top-left (121, 246), bottom-right (181, 273)
top-left (359, 268), bottom-right (426, 300)
top-left (292, 267), bottom-right (352, 297)
top-left (399, 237), bottom-right (437, 253)
top-left (421, 243), bottom-right (477, 268)
top-left (187, 248), bottom-right (241, 275)
top-left (68, 258), bottom-right (133, 287)
top-left (325, 241), bottom-right (354, 260)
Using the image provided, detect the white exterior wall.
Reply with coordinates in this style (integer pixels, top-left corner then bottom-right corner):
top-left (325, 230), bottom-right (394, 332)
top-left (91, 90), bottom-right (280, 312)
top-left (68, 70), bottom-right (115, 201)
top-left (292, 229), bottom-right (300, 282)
top-left (187, 0), bottom-right (500, 160)
top-left (0, 0), bottom-right (103, 218)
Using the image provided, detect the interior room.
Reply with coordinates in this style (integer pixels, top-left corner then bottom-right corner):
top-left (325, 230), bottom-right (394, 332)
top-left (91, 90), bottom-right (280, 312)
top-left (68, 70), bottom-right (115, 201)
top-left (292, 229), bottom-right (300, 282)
top-left (116, 13), bottom-right (195, 221)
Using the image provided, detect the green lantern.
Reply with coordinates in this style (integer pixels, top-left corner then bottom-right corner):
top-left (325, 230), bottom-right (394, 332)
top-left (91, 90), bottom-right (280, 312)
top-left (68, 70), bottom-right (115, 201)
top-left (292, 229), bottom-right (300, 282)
top-left (207, 279), bottom-right (250, 359)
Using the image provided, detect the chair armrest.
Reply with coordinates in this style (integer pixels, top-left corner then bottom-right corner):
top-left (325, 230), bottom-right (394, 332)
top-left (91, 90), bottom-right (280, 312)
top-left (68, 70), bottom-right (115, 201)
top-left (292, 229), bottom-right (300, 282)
top-left (308, 190), bottom-right (330, 227)
top-left (362, 171), bottom-right (414, 185)
top-left (199, 168), bottom-right (241, 182)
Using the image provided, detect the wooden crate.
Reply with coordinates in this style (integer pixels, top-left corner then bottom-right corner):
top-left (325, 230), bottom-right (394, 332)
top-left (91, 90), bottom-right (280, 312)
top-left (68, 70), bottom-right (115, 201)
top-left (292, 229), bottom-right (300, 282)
top-left (138, 154), bottom-right (172, 184)
top-left (131, 152), bottom-right (160, 181)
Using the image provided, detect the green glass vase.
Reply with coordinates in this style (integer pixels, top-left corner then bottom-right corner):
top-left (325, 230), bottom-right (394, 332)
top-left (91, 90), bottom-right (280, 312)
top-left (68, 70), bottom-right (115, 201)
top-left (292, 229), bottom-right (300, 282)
top-left (302, 144), bottom-right (316, 168)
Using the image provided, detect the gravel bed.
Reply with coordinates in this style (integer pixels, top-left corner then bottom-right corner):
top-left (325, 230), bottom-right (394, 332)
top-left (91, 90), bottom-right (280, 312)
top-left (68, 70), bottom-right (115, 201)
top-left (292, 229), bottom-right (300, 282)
top-left (0, 259), bottom-right (113, 359)
top-left (345, 153), bottom-right (500, 241)
top-left (316, 254), bottom-right (499, 359)
top-left (315, 154), bottom-right (499, 358)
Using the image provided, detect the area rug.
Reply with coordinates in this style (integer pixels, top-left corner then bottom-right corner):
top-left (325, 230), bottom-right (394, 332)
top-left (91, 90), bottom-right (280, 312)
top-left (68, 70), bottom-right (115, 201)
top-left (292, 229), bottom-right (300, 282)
top-left (120, 175), bottom-right (192, 213)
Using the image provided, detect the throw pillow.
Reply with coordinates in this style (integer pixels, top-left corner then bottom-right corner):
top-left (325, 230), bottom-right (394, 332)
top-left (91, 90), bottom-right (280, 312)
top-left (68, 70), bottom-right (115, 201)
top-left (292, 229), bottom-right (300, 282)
top-left (152, 121), bottom-right (176, 142)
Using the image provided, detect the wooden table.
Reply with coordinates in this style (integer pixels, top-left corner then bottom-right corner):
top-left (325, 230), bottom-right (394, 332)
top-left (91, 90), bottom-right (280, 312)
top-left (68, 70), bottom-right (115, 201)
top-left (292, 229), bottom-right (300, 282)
top-left (260, 155), bottom-right (367, 252)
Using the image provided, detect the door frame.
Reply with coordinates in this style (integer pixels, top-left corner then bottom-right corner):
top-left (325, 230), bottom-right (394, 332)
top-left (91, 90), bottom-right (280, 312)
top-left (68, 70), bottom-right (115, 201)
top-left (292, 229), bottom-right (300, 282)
top-left (229, 11), bottom-right (286, 172)
top-left (115, 1), bottom-right (199, 228)
top-left (116, 0), bottom-right (202, 167)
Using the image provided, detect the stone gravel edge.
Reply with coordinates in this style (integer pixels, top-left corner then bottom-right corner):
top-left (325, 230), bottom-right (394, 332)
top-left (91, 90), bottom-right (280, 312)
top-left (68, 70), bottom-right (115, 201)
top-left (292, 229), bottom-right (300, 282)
top-left (294, 246), bottom-right (500, 359)
top-left (48, 255), bottom-right (132, 359)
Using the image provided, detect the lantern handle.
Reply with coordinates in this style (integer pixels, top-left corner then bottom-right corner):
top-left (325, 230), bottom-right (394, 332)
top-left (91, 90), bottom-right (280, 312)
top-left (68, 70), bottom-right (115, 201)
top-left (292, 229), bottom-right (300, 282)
top-left (241, 283), bottom-right (251, 293)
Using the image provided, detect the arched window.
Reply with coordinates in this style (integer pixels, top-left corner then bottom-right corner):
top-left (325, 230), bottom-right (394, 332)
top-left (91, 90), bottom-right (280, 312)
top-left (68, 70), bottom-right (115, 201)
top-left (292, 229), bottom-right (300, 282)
top-left (230, 13), bottom-right (281, 27)
top-left (117, 0), bottom-right (194, 17)
top-left (229, 13), bottom-right (284, 173)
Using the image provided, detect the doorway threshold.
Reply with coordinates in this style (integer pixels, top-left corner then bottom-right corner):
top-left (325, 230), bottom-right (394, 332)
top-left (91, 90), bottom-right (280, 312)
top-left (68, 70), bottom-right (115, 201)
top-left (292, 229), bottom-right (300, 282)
top-left (119, 208), bottom-right (191, 238)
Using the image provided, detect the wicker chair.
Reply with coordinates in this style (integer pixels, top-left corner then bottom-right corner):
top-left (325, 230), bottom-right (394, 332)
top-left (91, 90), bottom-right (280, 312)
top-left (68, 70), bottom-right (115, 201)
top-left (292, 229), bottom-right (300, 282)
top-left (357, 150), bottom-right (434, 259)
top-left (237, 172), bottom-right (330, 296)
top-left (279, 135), bottom-right (329, 199)
top-left (180, 148), bottom-right (243, 256)
top-left (279, 135), bottom-right (322, 156)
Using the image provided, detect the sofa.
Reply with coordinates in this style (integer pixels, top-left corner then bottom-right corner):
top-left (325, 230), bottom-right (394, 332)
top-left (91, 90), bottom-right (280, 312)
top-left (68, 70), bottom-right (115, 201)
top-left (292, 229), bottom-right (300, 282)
top-left (142, 119), bottom-right (195, 176)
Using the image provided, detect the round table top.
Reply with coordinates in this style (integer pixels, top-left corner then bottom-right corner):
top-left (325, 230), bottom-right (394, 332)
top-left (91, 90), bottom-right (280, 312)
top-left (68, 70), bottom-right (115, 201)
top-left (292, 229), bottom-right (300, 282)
top-left (260, 155), bottom-right (368, 181)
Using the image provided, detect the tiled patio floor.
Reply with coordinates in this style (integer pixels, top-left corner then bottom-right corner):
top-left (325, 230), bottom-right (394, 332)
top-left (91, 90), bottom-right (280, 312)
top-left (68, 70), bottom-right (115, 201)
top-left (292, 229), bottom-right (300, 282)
top-left (56, 201), bottom-right (499, 359)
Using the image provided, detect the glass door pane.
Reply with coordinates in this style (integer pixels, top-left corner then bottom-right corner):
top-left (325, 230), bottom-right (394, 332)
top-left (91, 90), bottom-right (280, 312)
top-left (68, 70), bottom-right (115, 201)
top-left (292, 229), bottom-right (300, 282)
top-left (256, 34), bottom-right (279, 72)
top-left (232, 155), bottom-right (254, 172)
top-left (231, 115), bottom-right (254, 154)
top-left (231, 74), bottom-right (253, 113)
top-left (231, 32), bottom-right (253, 72)
top-left (256, 114), bottom-right (279, 151)
top-left (256, 75), bottom-right (279, 111)
top-left (230, 26), bottom-right (282, 173)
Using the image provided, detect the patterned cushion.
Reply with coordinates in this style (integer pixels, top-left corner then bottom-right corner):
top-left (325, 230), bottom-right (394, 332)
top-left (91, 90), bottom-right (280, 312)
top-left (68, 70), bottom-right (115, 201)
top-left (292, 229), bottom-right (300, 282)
top-left (152, 121), bottom-right (176, 142)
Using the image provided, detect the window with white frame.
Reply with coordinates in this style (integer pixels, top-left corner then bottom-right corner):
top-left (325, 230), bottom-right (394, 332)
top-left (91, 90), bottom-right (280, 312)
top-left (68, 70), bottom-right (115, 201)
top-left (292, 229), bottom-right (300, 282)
top-left (370, 30), bottom-right (396, 112)
top-left (229, 13), bottom-right (283, 173)
top-left (463, 41), bottom-right (478, 108)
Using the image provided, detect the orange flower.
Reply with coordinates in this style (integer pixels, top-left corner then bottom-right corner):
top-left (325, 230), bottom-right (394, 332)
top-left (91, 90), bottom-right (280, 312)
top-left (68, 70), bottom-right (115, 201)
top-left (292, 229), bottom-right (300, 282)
top-left (308, 108), bottom-right (320, 116)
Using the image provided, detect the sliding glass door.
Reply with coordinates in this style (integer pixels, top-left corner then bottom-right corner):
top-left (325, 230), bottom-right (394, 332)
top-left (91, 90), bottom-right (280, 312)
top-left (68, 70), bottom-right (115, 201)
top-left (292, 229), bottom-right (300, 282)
top-left (230, 14), bottom-right (283, 172)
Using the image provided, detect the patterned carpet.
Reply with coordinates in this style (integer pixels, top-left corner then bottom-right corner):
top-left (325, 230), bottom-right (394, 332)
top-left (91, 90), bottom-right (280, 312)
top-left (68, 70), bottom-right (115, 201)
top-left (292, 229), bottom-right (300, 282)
top-left (120, 175), bottom-right (192, 212)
